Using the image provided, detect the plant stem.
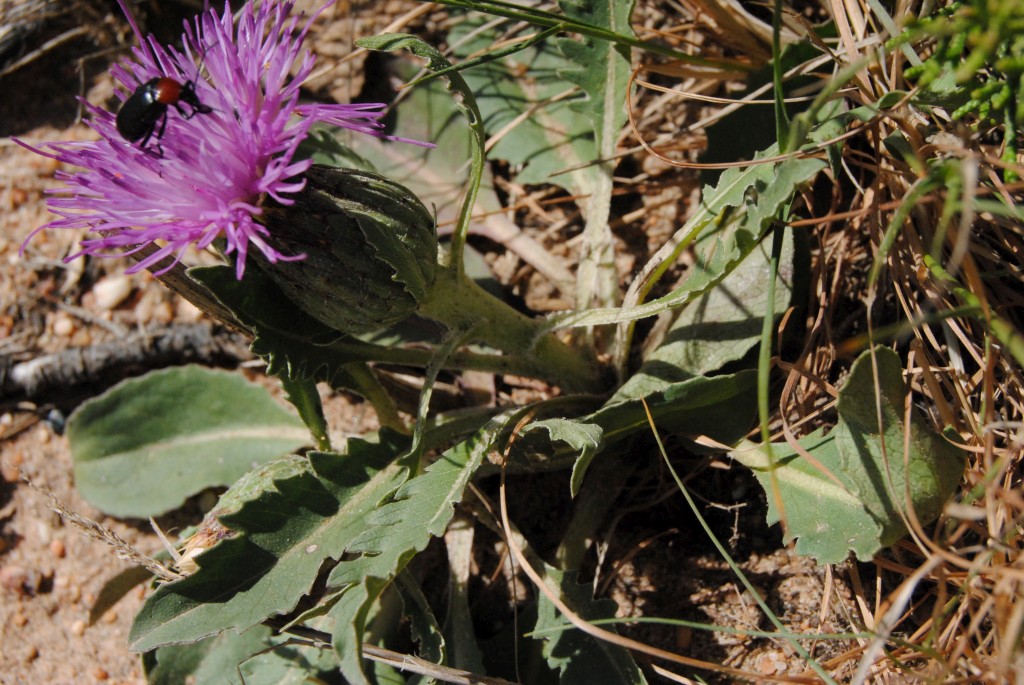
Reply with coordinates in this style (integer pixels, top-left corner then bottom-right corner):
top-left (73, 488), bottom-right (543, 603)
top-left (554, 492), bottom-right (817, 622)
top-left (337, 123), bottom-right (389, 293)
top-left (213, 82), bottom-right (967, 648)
top-left (418, 266), bottom-right (605, 393)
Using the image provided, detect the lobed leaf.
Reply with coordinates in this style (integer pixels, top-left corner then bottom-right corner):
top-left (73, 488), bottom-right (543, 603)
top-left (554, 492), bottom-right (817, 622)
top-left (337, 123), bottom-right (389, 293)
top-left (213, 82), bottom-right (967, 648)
top-left (129, 433), bottom-right (410, 652)
top-left (546, 152), bottom-right (825, 330)
top-left (535, 567), bottom-right (648, 684)
top-left (145, 625), bottom-right (337, 685)
top-left (326, 410), bottom-right (523, 683)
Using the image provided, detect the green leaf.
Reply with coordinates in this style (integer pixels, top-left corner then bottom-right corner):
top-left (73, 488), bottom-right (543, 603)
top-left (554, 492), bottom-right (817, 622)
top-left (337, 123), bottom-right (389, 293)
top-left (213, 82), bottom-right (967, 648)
top-left (354, 33), bottom-right (486, 266)
top-left (555, 0), bottom-right (634, 154)
top-left (190, 266), bottom-right (404, 397)
top-left (570, 371), bottom-right (758, 493)
top-left (395, 571), bottom-right (446, 677)
top-left (546, 151), bottom-right (825, 330)
top-left (129, 433), bottom-right (411, 652)
top-left (731, 347), bottom-right (965, 562)
top-left (834, 347), bottom-right (965, 546)
top-left (146, 625), bottom-right (336, 685)
top-left (326, 410), bottom-right (521, 684)
top-left (449, 17), bottom-right (597, 194)
top-left (619, 229), bottom-right (796, 396)
top-left (731, 430), bottom-right (883, 562)
top-left (332, 57), bottom-right (489, 233)
top-left (522, 418), bottom-right (605, 493)
top-left (555, 0), bottom-right (634, 308)
top-left (68, 366), bottom-right (308, 518)
top-left (534, 566), bottom-right (647, 684)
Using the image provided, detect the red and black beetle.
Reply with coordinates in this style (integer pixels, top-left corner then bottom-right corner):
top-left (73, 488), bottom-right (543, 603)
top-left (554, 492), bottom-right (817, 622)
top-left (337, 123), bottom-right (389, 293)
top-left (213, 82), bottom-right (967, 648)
top-left (116, 77), bottom-right (213, 150)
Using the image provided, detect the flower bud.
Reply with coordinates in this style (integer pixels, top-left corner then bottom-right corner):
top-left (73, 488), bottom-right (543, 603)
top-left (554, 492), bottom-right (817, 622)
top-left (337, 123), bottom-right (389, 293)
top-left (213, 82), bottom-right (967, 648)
top-left (255, 165), bottom-right (438, 333)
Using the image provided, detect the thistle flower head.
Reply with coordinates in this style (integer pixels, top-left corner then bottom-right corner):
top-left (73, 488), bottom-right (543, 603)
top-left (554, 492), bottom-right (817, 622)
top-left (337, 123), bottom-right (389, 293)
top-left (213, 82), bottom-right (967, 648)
top-left (21, 0), bottom-right (417, 278)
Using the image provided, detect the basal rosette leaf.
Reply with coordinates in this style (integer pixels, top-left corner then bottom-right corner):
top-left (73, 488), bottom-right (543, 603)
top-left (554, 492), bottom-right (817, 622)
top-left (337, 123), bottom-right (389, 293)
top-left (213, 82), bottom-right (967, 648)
top-left (145, 624), bottom-right (337, 685)
top-left (731, 347), bottom-right (965, 562)
top-left (325, 410), bottom-right (522, 684)
top-left (834, 347), bottom-right (965, 547)
top-left (547, 152), bottom-right (825, 330)
top-left (448, 16), bottom-right (597, 194)
top-left (535, 566), bottom-right (648, 684)
top-left (616, 229), bottom-right (797, 397)
top-left (68, 365), bottom-right (309, 518)
top-left (129, 432), bottom-right (410, 652)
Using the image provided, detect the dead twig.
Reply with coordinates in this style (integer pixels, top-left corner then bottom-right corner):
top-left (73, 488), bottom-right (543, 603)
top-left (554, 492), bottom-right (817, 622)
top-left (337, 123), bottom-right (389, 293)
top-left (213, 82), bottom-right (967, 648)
top-left (0, 323), bottom-right (250, 400)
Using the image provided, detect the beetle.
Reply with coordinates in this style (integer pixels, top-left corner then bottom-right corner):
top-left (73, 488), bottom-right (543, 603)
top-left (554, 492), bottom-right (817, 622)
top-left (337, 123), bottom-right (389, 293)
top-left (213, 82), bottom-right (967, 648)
top-left (115, 77), bottom-right (213, 151)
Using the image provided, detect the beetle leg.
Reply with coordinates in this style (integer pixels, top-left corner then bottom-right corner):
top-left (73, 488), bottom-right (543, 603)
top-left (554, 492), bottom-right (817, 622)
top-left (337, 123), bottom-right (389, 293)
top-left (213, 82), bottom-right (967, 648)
top-left (139, 113), bottom-right (167, 158)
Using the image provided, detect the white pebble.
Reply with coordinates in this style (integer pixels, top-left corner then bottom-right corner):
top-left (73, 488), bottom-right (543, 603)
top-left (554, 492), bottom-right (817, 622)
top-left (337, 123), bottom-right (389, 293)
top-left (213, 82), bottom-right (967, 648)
top-left (93, 275), bottom-right (133, 310)
top-left (52, 313), bottom-right (75, 337)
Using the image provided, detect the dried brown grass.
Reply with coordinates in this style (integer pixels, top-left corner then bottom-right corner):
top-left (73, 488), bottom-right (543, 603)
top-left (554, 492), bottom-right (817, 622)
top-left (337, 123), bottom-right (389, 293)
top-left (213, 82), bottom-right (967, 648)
top-left (623, 0), bottom-right (1024, 681)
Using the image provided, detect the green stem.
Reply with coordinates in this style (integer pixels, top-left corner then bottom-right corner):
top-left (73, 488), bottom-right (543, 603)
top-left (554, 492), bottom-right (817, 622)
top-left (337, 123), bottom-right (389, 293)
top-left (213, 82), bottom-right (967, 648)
top-left (418, 267), bottom-right (605, 393)
top-left (424, 0), bottom-right (749, 71)
top-left (279, 375), bottom-right (331, 451)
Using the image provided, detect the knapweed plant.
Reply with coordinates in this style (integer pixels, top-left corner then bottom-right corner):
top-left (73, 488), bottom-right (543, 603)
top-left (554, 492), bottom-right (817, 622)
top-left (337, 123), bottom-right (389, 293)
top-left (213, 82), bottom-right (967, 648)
top-left (21, 0), bottom-right (1023, 680)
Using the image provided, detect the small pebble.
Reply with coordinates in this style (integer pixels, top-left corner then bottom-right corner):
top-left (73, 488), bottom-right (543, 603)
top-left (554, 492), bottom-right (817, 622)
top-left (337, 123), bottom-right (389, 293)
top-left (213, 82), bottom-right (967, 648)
top-left (92, 275), bottom-right (133, 311)
top-left (71, 619), bottom-right (87, 636)
top-left (50, 539), bottom-right (66, 559)
top-left (1, 460), bottom-right (19, 482)
top-left (52, 313), bottom-right (75, 337)
top-left (93, 667), bottom-right (110, 681)
top-left (70, 329), bottom-right (94, 347)
top-left (152, 300), bottom-right (174, 324)
top-left (0, 565), bottom-right (30, 596)
top-left (12, 612), bottom-right (27, 627)
top-left (24, 646), bottom-right (39, 663)
top-left (175, 298), bottom-right (203, 322)
top-left (8, 187), bottom-right (29, 209)
top-left (103, 609), bottom-right (118, 624)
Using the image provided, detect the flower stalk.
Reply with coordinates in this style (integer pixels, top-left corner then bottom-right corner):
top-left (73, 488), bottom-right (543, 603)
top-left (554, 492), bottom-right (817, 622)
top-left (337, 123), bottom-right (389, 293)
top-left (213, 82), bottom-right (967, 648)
top-left (417, 265), bottom-right (604, 394)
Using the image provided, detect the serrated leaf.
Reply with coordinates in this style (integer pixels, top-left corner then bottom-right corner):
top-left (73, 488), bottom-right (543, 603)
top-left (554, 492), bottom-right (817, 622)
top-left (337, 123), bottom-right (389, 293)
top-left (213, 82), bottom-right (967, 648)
top-left (555, 0), bottom-right (634, 145)
top-left (548, 152), bottom-right (826, 329)
top-left (522, 418), bottom-right (604, 492)
top-left (395, 571), bottom-right (446, 681)
top-left (555, 0), bottom-right (634, 307)
top-left (534, 566), bottom-right (647, 684)
top-left (146, 624), bottom-right (337, 685)
top-left (731, 347), bottom-right (965, 562)
top-left (619, 230), bottom-right (796, 397)
top-left (129, 433), bottom-right (411, 652)
top-left (68, 366), bottom-right (308, 518)
top-left (326, 410), bottom-right (521, 684)
top-left (568, 371), bottom-right (757, 493)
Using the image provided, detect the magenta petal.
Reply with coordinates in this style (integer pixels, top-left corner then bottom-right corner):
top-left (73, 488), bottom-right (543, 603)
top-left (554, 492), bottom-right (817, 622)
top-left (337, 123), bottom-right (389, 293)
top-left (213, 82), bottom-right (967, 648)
top-left (21, 0), bottom-right (428, 279)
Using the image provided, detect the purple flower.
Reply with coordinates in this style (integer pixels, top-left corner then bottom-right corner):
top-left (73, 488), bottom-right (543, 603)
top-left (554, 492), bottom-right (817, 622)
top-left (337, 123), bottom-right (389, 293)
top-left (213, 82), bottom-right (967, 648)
top-left (21, 0), bottom-right (421, 278)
